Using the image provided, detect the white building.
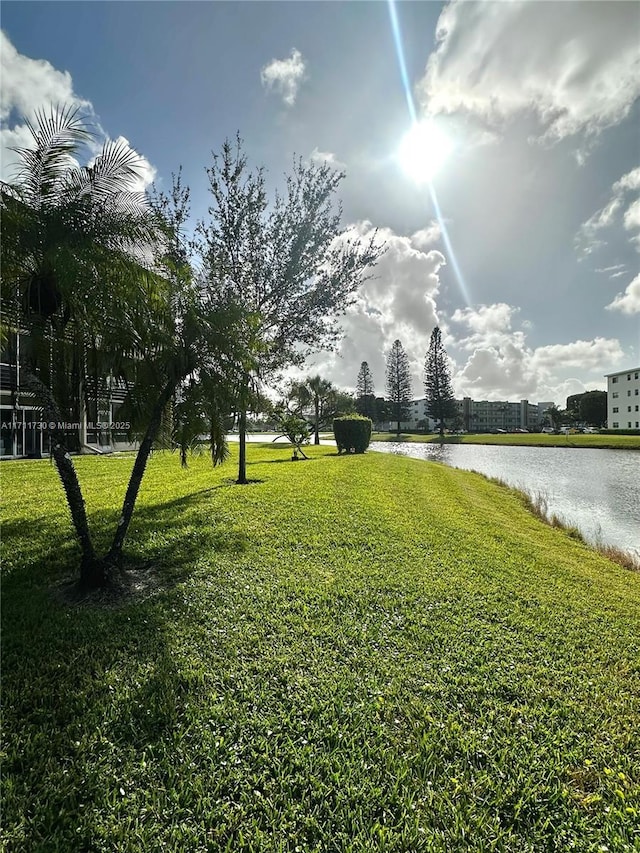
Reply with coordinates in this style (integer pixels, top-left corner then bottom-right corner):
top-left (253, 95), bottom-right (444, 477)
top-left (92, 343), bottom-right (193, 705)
top-left (605, 367), bottom-right (640, 429)
top-left (382, 396), bottom-right (544, 433)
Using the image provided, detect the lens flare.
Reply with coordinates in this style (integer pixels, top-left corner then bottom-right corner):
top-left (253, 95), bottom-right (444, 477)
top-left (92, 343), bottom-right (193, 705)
top-left (387, 0), bottom-right (472, 306)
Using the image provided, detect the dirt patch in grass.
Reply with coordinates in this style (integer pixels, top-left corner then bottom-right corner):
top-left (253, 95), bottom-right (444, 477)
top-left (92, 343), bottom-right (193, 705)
top-left (54, 561), bottom-right (168, 608)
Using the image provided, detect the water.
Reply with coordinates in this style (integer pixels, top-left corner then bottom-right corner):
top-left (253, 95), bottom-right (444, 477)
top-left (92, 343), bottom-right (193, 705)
top-left (370, 441), bottom-right (640, 554)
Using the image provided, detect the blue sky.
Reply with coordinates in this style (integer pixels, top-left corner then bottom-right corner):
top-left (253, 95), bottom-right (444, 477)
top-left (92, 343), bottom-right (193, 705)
top-left (2, 1), bottom-right (639, 405)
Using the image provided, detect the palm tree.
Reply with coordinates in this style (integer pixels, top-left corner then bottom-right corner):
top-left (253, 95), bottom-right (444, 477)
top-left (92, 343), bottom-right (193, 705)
top-left (1, 106), bottom-right (184, 588)
top-left (305, 375), bottom-right (335, 444)
top-left (289, 375), bottom-right (337, 444)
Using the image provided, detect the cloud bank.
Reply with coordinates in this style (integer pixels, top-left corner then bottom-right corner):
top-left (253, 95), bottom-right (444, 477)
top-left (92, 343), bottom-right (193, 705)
top-left (419, 1), bottom-right (640, 142)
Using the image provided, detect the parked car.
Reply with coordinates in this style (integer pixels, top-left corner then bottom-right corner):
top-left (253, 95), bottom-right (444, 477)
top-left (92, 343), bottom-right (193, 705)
top-left (583, 427), bottom-right (599, 434)
top-left (541, 427), bottom-right (555, 434)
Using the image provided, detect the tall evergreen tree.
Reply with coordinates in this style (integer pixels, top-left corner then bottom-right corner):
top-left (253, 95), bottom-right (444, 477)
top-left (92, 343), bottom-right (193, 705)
top-left (355, 361), bottom-right (375, 420)
top-left (424, 327), bottom-right (457, 436)
top-left (385, 339), bottom-right (412, 436)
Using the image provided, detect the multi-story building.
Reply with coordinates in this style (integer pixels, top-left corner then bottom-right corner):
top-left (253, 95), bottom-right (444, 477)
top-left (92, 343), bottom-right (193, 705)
top-left (605, 367), bottom-right (640, 429)
top-left (0, 329), bottom-right (133, 458)
top-left (384, 396), bottom-right (544, 433)
top-left (459, 398), bottom-right (541, 432)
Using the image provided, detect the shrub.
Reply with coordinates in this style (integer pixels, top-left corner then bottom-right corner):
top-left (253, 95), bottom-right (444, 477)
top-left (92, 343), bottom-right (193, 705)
top-left (333, 415), bottom-right (372, 454)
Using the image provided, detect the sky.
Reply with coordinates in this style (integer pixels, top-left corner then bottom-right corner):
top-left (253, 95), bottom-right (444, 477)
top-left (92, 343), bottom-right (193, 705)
top-left (2, 0), bottom-right (639, 406)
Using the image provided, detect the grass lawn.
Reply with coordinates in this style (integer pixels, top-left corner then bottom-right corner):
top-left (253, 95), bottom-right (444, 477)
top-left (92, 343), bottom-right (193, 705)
top-left (2, 445), bottom-right (639, 851)
top-left (373, 432), bottom-right (640, 450)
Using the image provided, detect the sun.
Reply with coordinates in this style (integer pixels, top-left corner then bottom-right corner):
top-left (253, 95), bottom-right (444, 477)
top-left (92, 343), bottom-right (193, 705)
top-left (398, 121), bottom-right (453, 184)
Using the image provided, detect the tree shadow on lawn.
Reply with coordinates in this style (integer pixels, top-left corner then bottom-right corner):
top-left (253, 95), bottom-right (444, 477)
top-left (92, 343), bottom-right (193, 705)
top-left (1, 586), bottom-right (218, 849)
top-left (246, 454), bottom-right (328, 466)
top-left (2, 482), bottom-right (250, 606)
top-left (1, 487), bottom-right (253, 848)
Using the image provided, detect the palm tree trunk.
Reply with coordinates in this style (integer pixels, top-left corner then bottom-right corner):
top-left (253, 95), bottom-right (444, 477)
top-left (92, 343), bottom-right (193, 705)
top-left (21, 372), bottom-right (97, 570)
top-left (106, 377), bottom-right (176, 568)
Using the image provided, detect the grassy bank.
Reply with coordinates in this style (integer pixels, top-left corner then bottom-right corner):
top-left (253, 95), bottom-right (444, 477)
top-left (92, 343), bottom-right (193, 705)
top-left (2, 446), bottom-right (639, 851)
top-left (373, 431), bottom-right (640, 450)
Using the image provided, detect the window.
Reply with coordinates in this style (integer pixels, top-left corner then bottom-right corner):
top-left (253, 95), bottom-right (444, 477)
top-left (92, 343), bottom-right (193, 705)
top-left (612, 392), bottom-right (619, 398)
top-left (628, 390), bottom-right (632, 396)
top-left (628, 422), bottom-right (632, 428)
top-left (635, 389), bottom-right (638, 395)
top-left (636, 406), bottom-right (639, 412)
top-left (613, 407), bottom-right (618, 413)
top-left (612, 377), bottom-right (618, 383)
top-left (613, 421), bottom-right (619, 427)
top-left (628, 406), bottom-right (632, 412)
top-left (637, 422), bottom-right (640, 428)
top-left (635, 372), bottom-right (639, 379)
top-left (627, 374), bottom-right (631, 380)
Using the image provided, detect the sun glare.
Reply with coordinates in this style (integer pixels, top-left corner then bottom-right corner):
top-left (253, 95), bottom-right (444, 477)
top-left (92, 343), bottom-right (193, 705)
top-left (398, 121), bottom-right (453, 184)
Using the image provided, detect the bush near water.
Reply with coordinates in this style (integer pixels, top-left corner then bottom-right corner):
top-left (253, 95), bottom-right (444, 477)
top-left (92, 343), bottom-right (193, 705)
top-left (333, 414), bottom-right (372, 454)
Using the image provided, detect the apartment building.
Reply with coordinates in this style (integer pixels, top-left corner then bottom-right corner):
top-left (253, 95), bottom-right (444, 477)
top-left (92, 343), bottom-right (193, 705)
top-left (605, 367), bottom-right (640, 429)
top-left (0, 329), bottom-right (132, 458)
top-left (395, 396), bottom-right (543, 433)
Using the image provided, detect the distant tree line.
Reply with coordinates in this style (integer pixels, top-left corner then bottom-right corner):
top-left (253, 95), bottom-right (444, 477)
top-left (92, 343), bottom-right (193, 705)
top-left (354, 326), bottom-right (457, 436)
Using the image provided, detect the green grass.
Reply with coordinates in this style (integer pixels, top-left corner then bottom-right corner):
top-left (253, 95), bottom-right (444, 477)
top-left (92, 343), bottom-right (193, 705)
top-left (373, 431), bottom-right (640, 449)
top-left (2, 445), bottom-right (639, 852)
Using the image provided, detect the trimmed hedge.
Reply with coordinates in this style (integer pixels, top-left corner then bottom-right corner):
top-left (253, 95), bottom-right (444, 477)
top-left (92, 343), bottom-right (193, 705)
top-left (333, 415), bottom-right (372, 454)
top-left (599, 429), bottom-right (640, 435)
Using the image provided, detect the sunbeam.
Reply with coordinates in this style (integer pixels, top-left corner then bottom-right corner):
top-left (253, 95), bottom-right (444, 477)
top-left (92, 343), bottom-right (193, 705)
top-left (386, 0), bottom-right (472, 307)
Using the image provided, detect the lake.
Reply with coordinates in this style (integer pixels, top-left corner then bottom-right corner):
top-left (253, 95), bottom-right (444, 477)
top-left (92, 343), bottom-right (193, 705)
top-left (370, 441), bottom-right (640, 554)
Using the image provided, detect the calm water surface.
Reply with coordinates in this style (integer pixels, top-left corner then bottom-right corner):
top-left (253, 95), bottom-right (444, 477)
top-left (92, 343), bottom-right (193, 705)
top-left (370, 442), bottom-right (640, 554)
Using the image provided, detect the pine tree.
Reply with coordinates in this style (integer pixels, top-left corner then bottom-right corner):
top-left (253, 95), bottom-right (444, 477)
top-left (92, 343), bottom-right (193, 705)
top-left (424, 327), bottom-right (457, 436)
top-left (355, 361), bottom-right (376, 420)
top-left (385, 340), bottom-right (412, 435)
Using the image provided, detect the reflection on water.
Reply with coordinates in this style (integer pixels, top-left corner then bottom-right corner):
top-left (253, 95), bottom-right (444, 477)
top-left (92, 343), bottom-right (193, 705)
top-left (371, 441), bottom-right (640, 554)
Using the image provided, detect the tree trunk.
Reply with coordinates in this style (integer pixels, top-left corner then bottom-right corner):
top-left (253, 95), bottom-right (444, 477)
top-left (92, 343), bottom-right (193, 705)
top-left (21, 373), bottom-right (98, 576)
top-left (106, 377), bottom-right (177, 570)
top-left (237, 406), bottom-right (248, 484)
top-left (314, 398), bottom-right (320, 445)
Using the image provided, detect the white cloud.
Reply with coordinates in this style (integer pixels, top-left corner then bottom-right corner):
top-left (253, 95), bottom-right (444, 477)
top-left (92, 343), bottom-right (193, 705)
top-left (595, 264), bottom-right (628, 280)
top-left (261, 48), bottom-right (306, 107)
top-left (576, 166), bottom-right (640, 257)
top-left (410, 221), bottom-right (442, 249)
top-left (0, 30), bottom-right (93, 180)
top-left (310, 148), bottom-right (346, 170)
top-left (0, 30), bottom-right (88, 123)
top-left (606, 273), bottom-right (640, 315)
top-left (305, 221), bottom-right (446, 393)
top-left (451, 302), bottom-right (624, 402)
top-left (452, 303), bottom-right (515, 340)
top-left (419, 1), bottom-right (640, 142)
top-left (623, 198), bottom-right (640, 235)
top-left (0, 31), bottom-right (157, 192)
top-left (533, 338), bottom-right (626, 371)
